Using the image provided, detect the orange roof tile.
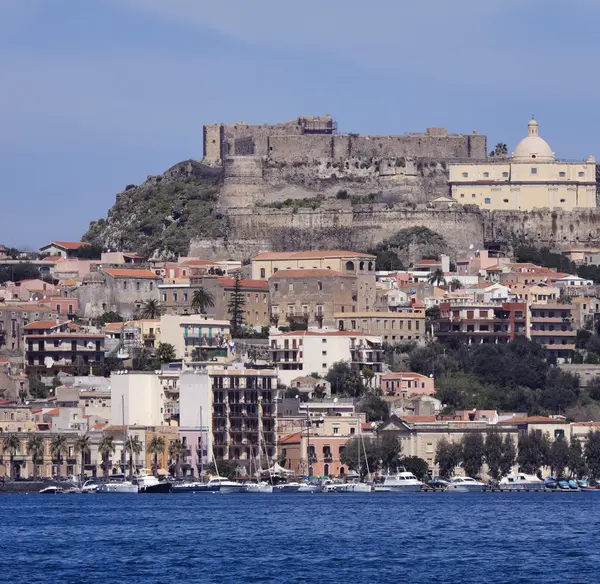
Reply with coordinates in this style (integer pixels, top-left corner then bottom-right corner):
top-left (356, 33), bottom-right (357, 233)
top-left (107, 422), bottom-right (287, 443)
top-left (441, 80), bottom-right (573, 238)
top-left (401, 415), bottom-right (437, 423)
top-left (23, 320), bottom-right (65, 330)
top-left (499, 416), bottom-right (561, 424)
top-left (381, 372), bottom-right (429, 380)
top-left (270, 269), bottom-right (347, 279)
top-left (217, 277), bottom-right (269, 289)
top-left (45, 241), bottom-right (88, 250)
top-left (45, 408), bottom-right (59, 416)
top-left (414, 259), bottom-right (440, 265)
top-left (25, 333), bottom-right (105, 339)
top-left (279, 432), bottom-right (303, 444)
top-left (180, 259), bottom-right (219, 267)
top-left (253, 250), bottom-right (375, 260)
top-left (103, 268), bottom-right (158, 279)
top-left (91, 423), bottom-right (107, 430)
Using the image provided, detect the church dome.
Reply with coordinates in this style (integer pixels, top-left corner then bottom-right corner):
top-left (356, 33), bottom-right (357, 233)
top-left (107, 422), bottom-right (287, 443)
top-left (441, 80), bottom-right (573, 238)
top-left (512, 119), bottom-right (555, 161)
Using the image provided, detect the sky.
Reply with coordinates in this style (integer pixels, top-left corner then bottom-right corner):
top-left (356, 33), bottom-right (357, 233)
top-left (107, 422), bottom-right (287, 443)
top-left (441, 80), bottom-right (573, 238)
top-left (2, 0), bottom-right (599, 248)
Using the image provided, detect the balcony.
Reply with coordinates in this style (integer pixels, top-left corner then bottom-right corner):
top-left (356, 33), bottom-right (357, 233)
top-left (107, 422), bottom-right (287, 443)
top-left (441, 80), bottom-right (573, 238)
top-left (323, 455), bottom-right (333, 462)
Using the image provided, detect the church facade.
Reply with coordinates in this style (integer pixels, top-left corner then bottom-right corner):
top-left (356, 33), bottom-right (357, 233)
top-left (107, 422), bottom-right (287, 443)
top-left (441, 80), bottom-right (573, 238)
top-left (449, 120), bottom-right (597, 211)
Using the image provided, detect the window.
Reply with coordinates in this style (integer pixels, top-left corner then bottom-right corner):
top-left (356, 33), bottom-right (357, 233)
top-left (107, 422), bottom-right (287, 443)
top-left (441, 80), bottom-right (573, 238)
top-left (483, 172), bottom-right (489, 178)
top-left (333, 427), bottom-right (339, 435)
top-left (288, 283), bottom-right (294, 292)
top-left (317, 281), bottom-right (323, 291)
top-left (183, 292), bottom-right (188, 302)
top-left (462, 172), bottom-right (468, 178)
top-left (322, 338), bottom-right (327, 343)
top-left (273, 268), bottom-right (278, 273)
top-left (502, 172), bottom-right (509, 177)
top-left (274, 283), bottom-right (279, 292)
top-left (460, 194), bottom-right (464, 198)
top-left (531, 167), bottom-right (537, 175)
top-left (255, 294), bottom-right (259, 304)
top-left (484, 198), bottom-right (491, 204)
top-left (322, 351), bottom-right (327, 356)
top-left (162, 293), bottom-right (167, 302)
top-left (173, 292), bottom-right (178, 302)
top-left (260, 268), bottom-right (265, 279)
top-left (559, 171), bottom-right (566, 177)
top-left (579, 171), bottom-right (585, 177)
top-left (472, 193), bottom-right (476, 198)
top-left (136, 281), bottom-right (140, 291)
top-left (123, 281), bottom-right (127, 290)
top-left (560, 199), bottom-right (566, 203)
top-left (503, 199), bottom-right (509, 203)
top-left (322, 363), bottom-right (327, 368)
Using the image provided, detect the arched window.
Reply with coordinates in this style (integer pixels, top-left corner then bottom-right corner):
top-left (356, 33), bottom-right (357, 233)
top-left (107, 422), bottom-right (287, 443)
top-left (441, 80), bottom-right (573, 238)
top-left (359, 261), bottom-right (365, 270)
top-left (324, 463), bottom-right (330, 477)
top-left (368, 262), bottom-right (373, 271)
top-left (260, 268), bottom-right (265, 279)
top-left (345, 261), bottom-right (355, 271)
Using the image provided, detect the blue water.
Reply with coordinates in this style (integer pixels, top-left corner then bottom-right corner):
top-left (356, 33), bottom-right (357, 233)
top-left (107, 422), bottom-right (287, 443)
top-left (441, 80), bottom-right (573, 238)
top-left (1, 492), bottom-right (599, 583)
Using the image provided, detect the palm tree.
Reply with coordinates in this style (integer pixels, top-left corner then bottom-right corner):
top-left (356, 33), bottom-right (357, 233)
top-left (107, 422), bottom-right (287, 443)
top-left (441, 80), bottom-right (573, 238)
top-left (50, 435), bottom-right (68, 478)
top-left (75, 436), bottom-right (91, 485)
top-left (3, 434), bottom-right (20, 479)
top-left (125, 436), bottom-right (143, 479)
top-left (448, 278), bottom-right (462, 292)
top-left (191, 288), bottom-right (215, 314)
top-left (26, 435), bottom-right (44, 480)
top-left (428, 268), bottom-right (446, 287)
top-left (147, 435), bottom-right (166, 477)
top-left (139, 299), bottom-right (163, 319)
top-left (168, 439), bottom-right (186, 478)
top-left (98, 436), bottom-right (116, 478)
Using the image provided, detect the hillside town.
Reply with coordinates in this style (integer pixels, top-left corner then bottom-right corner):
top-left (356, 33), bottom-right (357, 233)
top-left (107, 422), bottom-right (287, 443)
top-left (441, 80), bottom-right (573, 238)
top-left (2, 236), bottom-right (600, 491)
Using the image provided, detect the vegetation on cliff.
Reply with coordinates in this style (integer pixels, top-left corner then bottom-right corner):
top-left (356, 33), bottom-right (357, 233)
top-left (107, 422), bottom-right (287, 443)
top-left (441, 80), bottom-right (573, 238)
top-left (83, 160), bottom-right (226, 258)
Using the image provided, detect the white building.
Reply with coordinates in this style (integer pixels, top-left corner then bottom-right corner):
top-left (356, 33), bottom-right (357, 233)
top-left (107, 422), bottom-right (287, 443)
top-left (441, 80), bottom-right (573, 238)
top-left (111, 372), bottom-right (167, 427)
top-left (269, 330), bottom-right (384, 387)
top-left (159, 314), bottom-right (231, 360)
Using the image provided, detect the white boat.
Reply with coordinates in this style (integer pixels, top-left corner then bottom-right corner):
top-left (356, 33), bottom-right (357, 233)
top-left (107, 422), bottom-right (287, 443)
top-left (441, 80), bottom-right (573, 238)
top-left (379, 470), bottom-right (424, 492)
top-left (97, 480), bottom-right (139, 494)
top-left (39, 485), bottom-right (63, 494)
top-left (499, 473), bottom-right (545, 491)
top-left (242, 481), bottom-right (273, 493)
top-left (274, 482), bottom-right (302, 492)
top-left (373, 485), bottom-right (391, 492)
top-left (81, 479), bottom-right (101, 494)
top-left (336, 480), bottom-right (372, 493)
top-left (444, 476), bottom-right (487, 492)
top-left (297, 483), bottom-right (320, 493)
top-left (320, 480), bottom-right (340, 493)
top-left (209, 477), bottom-right (245, 494)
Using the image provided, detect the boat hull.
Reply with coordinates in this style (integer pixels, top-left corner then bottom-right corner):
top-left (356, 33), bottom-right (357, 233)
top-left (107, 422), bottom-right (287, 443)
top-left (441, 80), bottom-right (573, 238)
top-left (219, 485), bottom-right (245, 494)
top-left (444, 484), bottom-right (486, 492)
top-left (140, 482), bottom-right (172, 494)
top-left (97, 483), bottom-right (139, 494)
top-left (384, 484), bottom-right (423, 493)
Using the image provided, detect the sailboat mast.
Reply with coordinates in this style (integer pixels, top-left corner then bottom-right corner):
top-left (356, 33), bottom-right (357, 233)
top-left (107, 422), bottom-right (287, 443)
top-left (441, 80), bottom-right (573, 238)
top-left (122, 394), bottom-right (127, 476)
top-left (357, 412), bottom-right (360, 480)
top-left (257, 396), bottom-right (262, 476)
top-left (199, 406), bottom-right (204, 479)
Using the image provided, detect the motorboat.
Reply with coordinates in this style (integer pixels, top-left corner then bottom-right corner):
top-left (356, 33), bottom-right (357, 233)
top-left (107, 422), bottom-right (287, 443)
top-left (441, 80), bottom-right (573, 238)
top-left (81, 479), bottom-right (101, 494)
top-left (97, 479), bottom-right (139, 494)
top-left (273, 482), bottom-right (302, 493)
top-left (499, 473), bottom-right (545, 491)
top-left (426, 479), bottom-right (449, 491)
top-left (373, 485), bottom-right (391, 492)
top-left (171, 481), bottom-right (209, 493)
top-left (137, 471), bottom-right (172, 493)
top-left (39, 486), bottom-right (63, 494)
top-left (297, 482), bottom-right (320, 493)
top-left (568, 479), bottom-right (580, 491)
top-left (379, 470), bottom-right (424, 493)
top-left (544, 477), bottom-right (558, 490)
top-left (557, 479), bottom-right (571, 491)
top-left (242, 481), bottom-right (274, 494)
top-left (444, 477), bottom-right (487, 492)
top-left (213, 477), bottom-right (245, 494)
top-left (336, 480), bottom-right (372, 493)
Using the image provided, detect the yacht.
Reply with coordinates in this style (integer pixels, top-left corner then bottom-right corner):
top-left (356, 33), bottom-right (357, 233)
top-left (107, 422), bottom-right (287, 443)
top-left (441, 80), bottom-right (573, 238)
top-left (81, 479), bottom-right (101, 494)
top-left (137, 471), bottom-right (172, 493)
top-left (444, 477), bottom-right (487, 492)
top-left (499, 473), bottom-right (545, 491)
top-left (212, 477), bottom-right (245, 494)
top-left (39, 486), bottom-right (63, 494)
top-left (379, 470), bottom-right (424, 492)
top-left (273, 482), bottom-right (302, 493)
top-left (242, 481), bottom-right (273, 494)
top-left (297, 482), bottom-right (320, 493)
top-left (97, 477), bottom-right (139, 494)
top-left (336, 480), bottom-right (372, 493)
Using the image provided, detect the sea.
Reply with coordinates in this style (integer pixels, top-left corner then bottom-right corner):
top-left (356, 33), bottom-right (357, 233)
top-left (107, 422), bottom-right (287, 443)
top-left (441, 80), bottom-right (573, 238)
top-left (0, 492), bottom-right (598, 584)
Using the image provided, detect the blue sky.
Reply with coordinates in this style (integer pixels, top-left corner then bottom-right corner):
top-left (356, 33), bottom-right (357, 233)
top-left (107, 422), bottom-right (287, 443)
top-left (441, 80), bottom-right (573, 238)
top-left (2, 0), bottom-right (599, 248)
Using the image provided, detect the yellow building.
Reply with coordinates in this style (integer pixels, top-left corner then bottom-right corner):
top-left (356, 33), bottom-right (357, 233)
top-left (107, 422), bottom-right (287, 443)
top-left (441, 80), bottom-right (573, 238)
top-left (335, 310), bottom-right (426, 344)
top-left (449, 119), bottom-right (596, 211)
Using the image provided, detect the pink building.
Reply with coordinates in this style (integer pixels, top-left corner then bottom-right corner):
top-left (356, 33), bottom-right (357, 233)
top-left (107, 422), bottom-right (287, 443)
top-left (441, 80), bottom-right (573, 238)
top-left (39, 297), bottom-right (79, 316)
top-left (380, 372), bottom-right (434, 396)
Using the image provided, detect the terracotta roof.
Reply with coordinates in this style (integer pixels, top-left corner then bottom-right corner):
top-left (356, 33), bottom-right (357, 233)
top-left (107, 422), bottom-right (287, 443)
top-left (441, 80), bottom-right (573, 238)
top-left (291, 376), bottom-right (325, 386)
top-left (499, 416), bottom-right (562, 424)
top-left (401, 415), bottom-right (437, 423)
top-left (103, 268), bottom-right (158, 279)
top-left (180, 259), bottom-right (219, 267)
top-left (44, 241), bottom-right (88, 250)
top-left (45, 408), bottom-right (59, 416)
top-left (91, 423), bottom-right (107, 430)
top-left (279, 432), bottom-right (303, 444)
top-left (274, 330), bottom-right (378, 338)
top-left (381, 372), bottom-right (429, 380)
top-left (23, 320), bottom-right (65, 330)
top-left (413, 259), bottom-right (440, 266)
top-left (270, 269), bottom-right (347, 278)
top-left (466, 282), bottom-right (501, 290)
top-left (253, 251), bottom-right (375, 260)
top-left (217, 277), bottom-right (269, 289)
top-left (456, 258), bottom-right (469, 263)
top-left (24, 333), bottom-right (106, 339)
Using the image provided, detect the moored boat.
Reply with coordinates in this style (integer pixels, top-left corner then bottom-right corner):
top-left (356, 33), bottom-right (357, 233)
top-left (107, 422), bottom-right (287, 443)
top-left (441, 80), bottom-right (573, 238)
top-left (444, 477), bottom-right (486, 492)
top-left (97, 479), bottom-right (139, 494)
top-left (242, 481), bottom-right (273, 493)
top-left (137, 471), bottom-right (172, 493)
top-left (39, 486), bottom-right (63, 494)
top-left (499, 473), bottom-right (545, 491)
top-left (378, 470), bottom-right (424, 492)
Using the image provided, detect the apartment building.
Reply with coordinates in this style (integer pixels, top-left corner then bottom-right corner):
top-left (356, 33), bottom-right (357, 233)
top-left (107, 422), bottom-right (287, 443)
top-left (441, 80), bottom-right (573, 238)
top-left (252, 250), bottom-right (376, 311)
top-left (269, 269), bottom-right (356, 328)
top-left (335, 310), bottom-right (426, 345)
top-left (529, 303), bottom-right (576, 360)
top-left (0, 304), bottom-right (56, 351)
top-left (380, 372), bottom-right (435, 397)
top-left (269, 330), bottom-right (384, 386)
top-left (160, 314), bottom-right (231, 360)
top-left (435, 302), bottom-right (527, 344)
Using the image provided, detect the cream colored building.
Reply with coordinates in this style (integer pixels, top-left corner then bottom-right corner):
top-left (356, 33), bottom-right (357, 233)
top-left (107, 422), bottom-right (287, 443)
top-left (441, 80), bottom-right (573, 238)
top-left (449, 119), bottom-right (596, 211)
top-left (160, 314), bottom-right (231, 360)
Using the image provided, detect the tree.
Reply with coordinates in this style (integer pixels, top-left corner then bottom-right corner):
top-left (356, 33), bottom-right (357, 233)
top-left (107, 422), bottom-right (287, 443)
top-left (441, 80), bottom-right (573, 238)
top-left (132, 347), bottom-right (153, 371)
top-left (206, 460), bottom-right (237, 479)
top-left (26, 435), bottom-right (44, 480)
top-left (448, 278), bottom-right (462, 291)
top-left (340, 436), bottom-right (377, 478)
top-left (435, 439), bottom-right (462, 479)
top-left (0, 262), bottom-right (40, 284)
top-left (125, 436), bottom-right (143, 479)
top-left (72, 355), bottom-right (88, 377)
top-left (98, 436), bottom-right (116, 478)
top-left (548, 436), bottom-right (570, 477)
top-left (191, 347), bottom-right (209, 362)
top-left (191, 288), bottom-right (215, 314)
top-left (76, 244), bottom-right (103, 259)
top-left (500, 434), bottom-right (516, 478)
top-left (75, 436), bottom-right (91, 484)
top-left (27, 373), bottom-right (48, 399)
top-left (3, 434), bottom-right (20, 479)
top-left (361, 367), bottom-right (375, 388)
top-left (484, 432), bottom-right (503, 481)
top-left (585, 430), bottom-right (600, 479)
top-left (94, 311), bottom-right (123, 326)
top-left (358, 394), bottom-right (389, 423)
top-left (227, 274), bottom-right (246, 334)
top-left (139, 299), bottom-right (163, 319)
top-left (568, 437), bottom-right (587, 479)
top-left (156, 343), bottom-right (176, 363)
top-left (325, 361), bottom-right (365, 398)
top-left (517, 431), bottom-right (549, 476)
top-left (147, 435), bottom-right (166, 477)
top-left (50, 435), bottom-right (68, 477)
top-left (427, 268), bottom-right (446, 287)
top-left (462, 433), bottom-right (485, 478)
top-left (168, 439), bottom-right (186, 478)
top-left (378, 434), bottom-right (403, 472)
top-left (400, 456), bottom-right (429, 481)
top-left (489, 143), bottom-right (508, 158)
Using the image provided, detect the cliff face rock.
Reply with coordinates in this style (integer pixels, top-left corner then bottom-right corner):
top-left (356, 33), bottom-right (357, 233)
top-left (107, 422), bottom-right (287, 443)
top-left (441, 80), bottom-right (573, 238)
top-left (83, 161), bottom-right (226, 258)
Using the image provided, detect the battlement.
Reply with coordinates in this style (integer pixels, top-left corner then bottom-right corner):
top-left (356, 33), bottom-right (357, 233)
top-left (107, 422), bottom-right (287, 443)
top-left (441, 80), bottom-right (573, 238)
top-left (202, 116), bottom-right (486, 166)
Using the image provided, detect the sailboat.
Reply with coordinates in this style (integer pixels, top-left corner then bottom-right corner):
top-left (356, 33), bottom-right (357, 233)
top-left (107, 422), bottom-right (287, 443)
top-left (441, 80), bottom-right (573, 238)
top-left (243, 397), bottom-right (273, 493)
top-left (337, 414), bottom-right (372, 493)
